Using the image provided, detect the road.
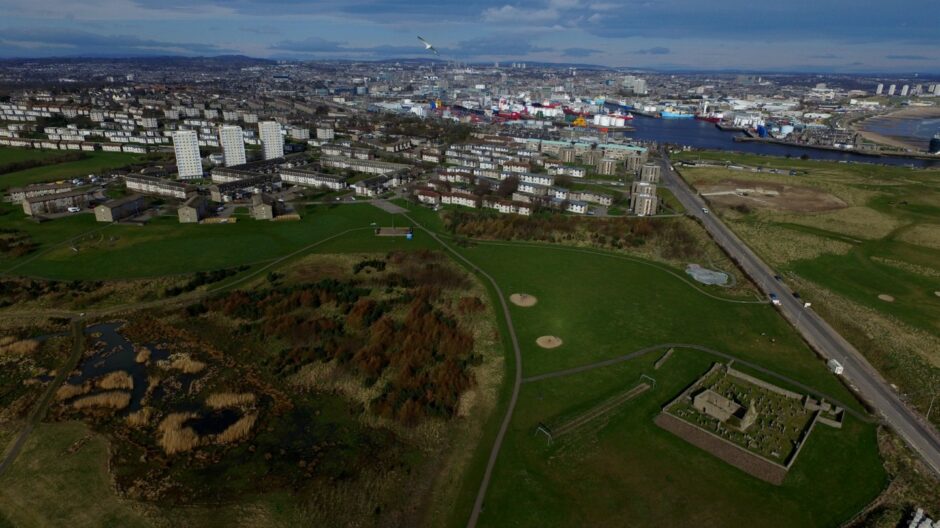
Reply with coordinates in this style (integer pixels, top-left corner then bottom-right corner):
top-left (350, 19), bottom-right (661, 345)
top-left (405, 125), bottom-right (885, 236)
top-left (660, 154), bottom-right (940, 476)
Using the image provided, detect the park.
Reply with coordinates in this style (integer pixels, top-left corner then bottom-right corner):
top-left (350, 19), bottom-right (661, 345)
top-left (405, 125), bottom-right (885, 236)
top-left (0, 151), bottom-right (927, 527)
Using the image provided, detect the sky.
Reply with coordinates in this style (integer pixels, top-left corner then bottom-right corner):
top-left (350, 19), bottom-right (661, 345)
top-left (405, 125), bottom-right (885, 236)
top-left (0, 0), bottom-right (938, 73)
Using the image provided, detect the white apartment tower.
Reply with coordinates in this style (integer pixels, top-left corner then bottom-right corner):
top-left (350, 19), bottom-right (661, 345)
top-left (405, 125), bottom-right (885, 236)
top-left (172, 130), bottom-right (203, 179)
top-left (219, 125), bottom-right (246, 167)
top-left (875, 83), bottom-right (884, 95)
top-left (259, 121), bottom-right (284, 160)
top-left (900, 85), bottom-right (910, 97)
top-left (888, 84), bottom-right (897, 96)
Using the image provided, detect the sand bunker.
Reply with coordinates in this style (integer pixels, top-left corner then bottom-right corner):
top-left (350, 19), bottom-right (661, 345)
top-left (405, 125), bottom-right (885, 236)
top-left (536, 336), bottom-right (563, 349)
top-left (935, 291), bottom-right (940, 298)
top-left (878, 294), bottom-right (895, 302)
top-left (510, 293), bottom-right (538, 307)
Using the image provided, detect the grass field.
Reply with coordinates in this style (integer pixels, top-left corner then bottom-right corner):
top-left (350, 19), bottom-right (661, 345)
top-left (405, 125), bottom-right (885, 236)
top-left (0, 147), bottom-right (71, 168)
top-left (0, 421), bottom-right (154, 527)
top-left (675, 151), bottom-right (940, 427)
top-left (0, 203), bottom-right (423, 279)
top-left (477, 350), bottom-right (884, 528)
top-left (0, 148), bottom-right (142, 190)
top-left (0, 421), bottom-right (321, 527)
top-left (0, 191), bottom-right (894, 526)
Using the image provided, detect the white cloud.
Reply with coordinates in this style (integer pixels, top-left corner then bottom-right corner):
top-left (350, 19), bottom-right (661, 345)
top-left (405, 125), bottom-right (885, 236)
top-left (482, 4), bottom-right (563, 23)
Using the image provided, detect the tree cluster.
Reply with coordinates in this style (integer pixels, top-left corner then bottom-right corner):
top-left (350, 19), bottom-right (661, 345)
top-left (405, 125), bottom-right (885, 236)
top-left (443, 210), bottom-right (705, 259)
top-left (202, 254), bottom-right (481, 426)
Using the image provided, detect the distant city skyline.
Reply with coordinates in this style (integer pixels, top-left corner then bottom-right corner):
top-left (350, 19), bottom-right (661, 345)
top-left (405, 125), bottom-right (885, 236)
top-left (0, 0), bottom-right (938, 73)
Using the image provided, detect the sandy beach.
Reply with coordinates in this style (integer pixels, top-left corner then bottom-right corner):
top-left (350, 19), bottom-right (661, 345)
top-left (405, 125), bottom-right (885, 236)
top-left (856, 105), bottom-right (940, 151)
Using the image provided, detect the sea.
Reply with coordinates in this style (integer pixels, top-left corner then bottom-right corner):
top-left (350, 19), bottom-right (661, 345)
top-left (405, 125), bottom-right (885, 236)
top-left (614, 113), bottom-right (940, 168)
top-left (860, 114), bottom-right (940, 152)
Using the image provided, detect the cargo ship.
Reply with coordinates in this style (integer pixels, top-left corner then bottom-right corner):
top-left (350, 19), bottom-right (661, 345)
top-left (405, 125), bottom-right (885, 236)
top-left (660, 107), bottom-right (694, 119)
top-left (694, 102), bottom-right (722, 123)
top-left (695, 112), bottom-right (724, 123)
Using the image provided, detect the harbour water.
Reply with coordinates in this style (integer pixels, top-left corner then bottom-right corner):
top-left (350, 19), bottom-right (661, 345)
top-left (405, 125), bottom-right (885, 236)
top-left (617, 113), bottom-right (940, 168)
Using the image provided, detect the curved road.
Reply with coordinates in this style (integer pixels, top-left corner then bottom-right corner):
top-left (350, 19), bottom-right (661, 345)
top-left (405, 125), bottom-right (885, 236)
top-left (662, 153), bottom-right (940, 476)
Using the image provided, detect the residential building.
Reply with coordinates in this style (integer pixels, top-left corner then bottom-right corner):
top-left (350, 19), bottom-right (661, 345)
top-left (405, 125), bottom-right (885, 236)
top-left (94, 195), bottom-right (144, 222)
top-left (279, 167), bottom-right (348, 190)
top-left (125, 174), bottom-right (193, 200)
top-left (640, 163), bottom-right (661, 183)
top-left (251, 193), bottom-right (283, 220)
top-left (173, 130), bottom-right (203, 179)
top-left (22, 189), bottom-right (97, 216)
top-left (219, 125), bottom-right (246, 167)
top-left (6, 182), bottom-right (75, 203)
top-left (259, 121), bottom-right (284, 160)
top-left (178, 195), bottom-right (209, 223)
top-left (351, 176), bottom-right (387, 197)
top-left (320, 155), bottom-right (409, 175)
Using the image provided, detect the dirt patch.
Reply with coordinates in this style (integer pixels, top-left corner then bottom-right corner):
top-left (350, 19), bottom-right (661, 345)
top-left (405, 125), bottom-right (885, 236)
top-left (509, 293), bottom-right (537, 307)
top-left (878, 294), bottom-right (895, 302)
top-left (536, 336), bottom-right (563, 349)
top-left (698, 178), bottom-right (846, 213)
top-left (654, 413), bottom-right (787, 485)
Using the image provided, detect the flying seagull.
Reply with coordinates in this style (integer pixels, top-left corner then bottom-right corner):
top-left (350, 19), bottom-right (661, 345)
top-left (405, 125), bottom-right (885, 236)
top-left (417, 36), bottom-right (439, 55)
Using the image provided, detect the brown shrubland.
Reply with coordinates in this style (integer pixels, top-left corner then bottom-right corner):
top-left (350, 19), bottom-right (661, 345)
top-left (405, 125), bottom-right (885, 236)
top-left (214, 413), bottom-right (258, 444)
top-left (56, 382), bottom-right (90, 401)
top-left (71, 391), bottom-right (131, 410)
top-left (97, 370), bottom-right (134, 390)
top-left (0, 338), bottom-right (39, 356)
top-left (205, 392), bottom-right (256, 409)
top-left (166, 354), bottom-right (206, 374)
top-left (157, 412), bottom-right (200, 454)
top-left (126, 406), bottom-right (154, 427)
top-left (135, 347), bottom-right (151, 363)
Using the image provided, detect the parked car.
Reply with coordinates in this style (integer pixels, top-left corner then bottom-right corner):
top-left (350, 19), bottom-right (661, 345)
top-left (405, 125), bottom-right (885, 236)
top-left (67, 206), bottom-right (81, 213)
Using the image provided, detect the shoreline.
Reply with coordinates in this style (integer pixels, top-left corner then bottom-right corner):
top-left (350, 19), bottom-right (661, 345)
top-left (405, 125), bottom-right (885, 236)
top-left (854, 106), bottom-right (940, 151)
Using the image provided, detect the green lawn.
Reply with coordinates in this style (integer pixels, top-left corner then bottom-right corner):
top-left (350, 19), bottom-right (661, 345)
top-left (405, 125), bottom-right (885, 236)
top-left (2, 204), bottom-right (408, 279)
top-left (478, 350), bottom-right (885, 528)
top-left (0, 150), bottom-right (142, 190)
top-left (0, 196), bottom-right (890, 527)
top-left (0, 422), bottom-right (154, 528)
top-left (0, 147), bottom-right (71, 169)
top-left (450, 240), bottom-right (856, 403)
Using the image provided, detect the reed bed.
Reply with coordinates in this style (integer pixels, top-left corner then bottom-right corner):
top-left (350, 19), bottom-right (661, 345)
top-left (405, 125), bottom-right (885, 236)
top-left (205, 392), bottom-right (256, 409)
top-left (55, 383), bottom-right (89, 401)
top-left (71, 391), bottom-right (131, 410)
top-left (97, 370), bottom-right (134, 390)
top-left (214, 413), bottom-right (258, 444)
top-left (157, 412), bottom-right (200, 454)
top-left (126, 406), bottom-right (154, 427)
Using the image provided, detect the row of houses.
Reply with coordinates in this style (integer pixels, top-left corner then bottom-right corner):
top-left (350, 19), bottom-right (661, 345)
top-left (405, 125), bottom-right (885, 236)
top-left (125, 174), bottom-right (194, 200)
top-left (415, 184), bottom-right (601, 216)
top-left (319, 155), bottom-right (411, 175)
top-left (6, 182), bottom-right (76, 203)
top-left (0, 137), bottom-right (150, 153)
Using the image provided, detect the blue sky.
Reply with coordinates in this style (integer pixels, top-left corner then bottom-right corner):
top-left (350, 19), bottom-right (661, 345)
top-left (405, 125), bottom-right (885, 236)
top-left (0, 0), bottom-right (937, 72)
